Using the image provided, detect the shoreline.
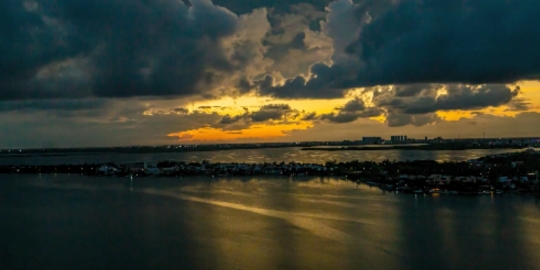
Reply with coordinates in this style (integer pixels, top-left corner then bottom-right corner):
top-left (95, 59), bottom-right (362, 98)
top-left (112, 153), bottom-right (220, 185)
top-left (1, 150), bottom-right (539, 196)
top-left (301, 145), bottom-right (525, 151)
top-left (4, 173), bottom-right (540, 197)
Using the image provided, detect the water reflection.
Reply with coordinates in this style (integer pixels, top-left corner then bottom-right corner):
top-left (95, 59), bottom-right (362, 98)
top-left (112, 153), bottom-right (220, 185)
top-left (1, 175), bottom-right (540, 270)
top-left (0, 148), bottom-right (527, 166)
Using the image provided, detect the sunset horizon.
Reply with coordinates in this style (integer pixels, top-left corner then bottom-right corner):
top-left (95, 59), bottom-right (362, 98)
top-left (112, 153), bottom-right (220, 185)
top-left (2, 0), bottom-right (539, 148)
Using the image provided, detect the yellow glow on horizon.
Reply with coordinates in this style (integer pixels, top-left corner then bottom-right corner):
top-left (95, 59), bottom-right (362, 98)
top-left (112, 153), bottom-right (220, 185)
top-left (436, 81), bottom-right (540, 121)
top-left (189, 95), bottom-right (350, 116)
top-left (517, 80), bottom-right (540, 112)
top-left (437, 106), bottom-right (521, 121)
top-left (156, 80), bottom-right (540, 142)
top-left (168, 122), bottom-right (313, 142)
top-left (437, 110), bottom-right (476, 121)
top-left (370, 115), bottom-right (386, 123)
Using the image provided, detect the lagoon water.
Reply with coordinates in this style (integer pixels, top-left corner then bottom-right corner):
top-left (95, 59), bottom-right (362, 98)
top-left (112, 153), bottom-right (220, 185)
top-left (0, 147), bottom-right (527, 166)
top-left (1, 174), bottom-right (540, 270)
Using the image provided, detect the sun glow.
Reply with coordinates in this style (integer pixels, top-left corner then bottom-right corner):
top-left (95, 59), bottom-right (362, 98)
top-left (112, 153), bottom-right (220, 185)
top-left (168, 123), bottom-right (313, 142)
top-left (159, 81), bottom-right (540, 142)
top-left (188, 95), bottom-right (350, 116)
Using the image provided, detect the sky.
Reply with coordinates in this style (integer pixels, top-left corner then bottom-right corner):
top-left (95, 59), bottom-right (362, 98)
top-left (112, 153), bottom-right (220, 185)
top-left (1, 0), bottom-right (540, 148)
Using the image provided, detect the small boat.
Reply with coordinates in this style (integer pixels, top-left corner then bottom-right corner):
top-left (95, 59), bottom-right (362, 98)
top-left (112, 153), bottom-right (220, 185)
top-left (413, 189), bottom-right (424, 194)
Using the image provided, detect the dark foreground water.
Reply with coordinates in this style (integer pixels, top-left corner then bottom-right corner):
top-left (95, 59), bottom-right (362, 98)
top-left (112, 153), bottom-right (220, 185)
top-left (1, 175), bottom-right (540, 270)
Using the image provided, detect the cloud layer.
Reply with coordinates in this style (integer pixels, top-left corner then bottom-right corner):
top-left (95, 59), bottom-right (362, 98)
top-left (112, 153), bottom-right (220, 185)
top-left (1, 0), bottom-right (260, 100)
top-left (1, 0), bottom-right (538, 147)
top-left (262, 0), bottom-right (540, 98)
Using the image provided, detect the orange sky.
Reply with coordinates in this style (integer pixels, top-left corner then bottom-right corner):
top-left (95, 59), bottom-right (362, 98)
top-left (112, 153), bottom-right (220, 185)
top-left (168, 123), bottom-right (313, 142)
top-left (163, 81), bottom-right (540, 142)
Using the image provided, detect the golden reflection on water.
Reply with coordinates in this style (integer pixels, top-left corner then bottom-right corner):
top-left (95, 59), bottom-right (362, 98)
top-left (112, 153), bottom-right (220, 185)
top-left (167, 179), bottom-right (355, 269)
top-left (435, 204), bottom-right (460, 265)
top-left (19, 176), bottom-right (540, 270)
top-left (515, 202), bottom-right (540, 268)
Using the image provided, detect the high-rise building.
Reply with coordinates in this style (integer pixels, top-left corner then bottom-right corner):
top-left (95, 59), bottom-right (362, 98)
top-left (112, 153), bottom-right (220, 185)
top-left (391, 135), bottom-right (408, 143)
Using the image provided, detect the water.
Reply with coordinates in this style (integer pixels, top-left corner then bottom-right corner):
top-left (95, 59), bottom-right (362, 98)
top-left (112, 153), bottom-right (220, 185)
top-left (1, 175), bottom-right (539, 270)
top-left (0, 147), bottom-right (526, 165)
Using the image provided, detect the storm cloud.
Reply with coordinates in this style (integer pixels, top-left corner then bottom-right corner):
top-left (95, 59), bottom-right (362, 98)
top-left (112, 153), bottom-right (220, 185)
top-left (372, 84), bottom-right (520, 115)
top-left (2, 0), bottom-right (539, 148)
top-left (0, 0), bottom-right (253, 101)
top-left (321, 98), bottom-right (384, 123)
top-left (213, 0), bottom-right (332, 15)
top-left (262, 0), bottom-right (540, 98)
top-left (217, 104), bottom-right (299, 125)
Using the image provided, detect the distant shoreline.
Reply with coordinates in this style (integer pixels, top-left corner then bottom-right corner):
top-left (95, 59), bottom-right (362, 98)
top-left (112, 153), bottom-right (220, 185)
top-left (0, 145), bottom-right (528, 157)
top-left (1, 149), bottom-right (539, 196)
top-left (301, 145), bottom-right (524, 151)
top-left (1, 137), bottom-right (538, 155)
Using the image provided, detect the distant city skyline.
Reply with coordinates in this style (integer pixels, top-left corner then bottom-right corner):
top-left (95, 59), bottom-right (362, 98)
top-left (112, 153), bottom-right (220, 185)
top-left (1, 0), bottom-right (540, 148)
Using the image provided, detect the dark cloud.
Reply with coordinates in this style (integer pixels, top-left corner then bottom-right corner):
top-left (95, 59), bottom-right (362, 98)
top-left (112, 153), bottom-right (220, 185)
top-left (250, 104), bottom-right (293, 122)
top-left (258, 2), bottom-right (331, 79)
top-left (505, 96), bottom-right (531, 112)
top-left (506, 100), bottom-right (531, 112)
top-left (0, 0), bottom-right (244, 101)
top-left (369, 84), bottom-right (519, 116)
top-left (217, 104), bottom-right (296, 125)
top-left (219, 114), bottom-right (244, 124)
top-left (434, 85), bottom-right (519, 112)
top-left (170, 108), bottom-right (190, 115)
top-left (301, 112), bottom-right (318, 121)
top-left (353, 0), bottom-right (540, 86)
top-left (386, 112), bottom-right (441, 127)
top-left (236, 77), bottom-right (256, 94)
top-left (0, 108), bottom-right (224, 148)
top-left (259, 63), bottom-right (349, 99)
top-left (212, 0), bottom-right (332, 14)
top-left (0, 99), bottom-right (109, 113)
top-left (402, 85), bottom-right (519, 114)
top-left (145, 107), bottom-right (193, 116)
top-left (341, 98), bottom-right (366, 112)
top-left (321, 98), bottom-right (384, 123)
top-left (394, 84), bottom-right (431, 98)
top-left (262, 0), bottom-right (540, 99)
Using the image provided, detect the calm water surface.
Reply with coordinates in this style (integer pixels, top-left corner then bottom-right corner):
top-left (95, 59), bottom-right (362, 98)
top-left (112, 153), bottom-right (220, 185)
top-left (0, 147), bottom-right (527, 165)
top-left (1, 175), bottom-right (539, 270)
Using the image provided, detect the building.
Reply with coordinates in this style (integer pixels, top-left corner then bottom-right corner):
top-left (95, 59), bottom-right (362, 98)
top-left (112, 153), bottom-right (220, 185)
top-left (362, 137), bottom-right (383, 144)
top-left (390, 135), bottom-right (408, 143)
